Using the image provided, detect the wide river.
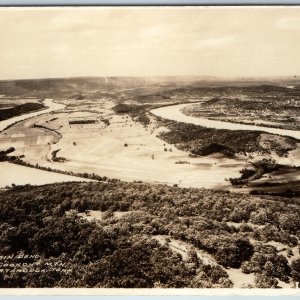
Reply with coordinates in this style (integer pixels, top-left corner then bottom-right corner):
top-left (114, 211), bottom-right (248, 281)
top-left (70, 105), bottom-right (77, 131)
top-left (0, 98), bottom-right (65, 132)
top-left (0, 99), bottom-right (73, 188)
top-left (151, 103), bottom-right (300, 140)
top-left (1, 100), bottom-right (299, 188)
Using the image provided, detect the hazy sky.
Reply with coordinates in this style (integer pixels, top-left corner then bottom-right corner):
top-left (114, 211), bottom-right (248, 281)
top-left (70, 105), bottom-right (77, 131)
top-left (0, 6), bottom-right (300, 80)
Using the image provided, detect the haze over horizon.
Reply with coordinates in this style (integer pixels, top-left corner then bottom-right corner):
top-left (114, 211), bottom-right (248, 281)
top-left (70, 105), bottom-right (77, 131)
top-left (0, 7), bottom-right (300, 80)
top-left (1, 75), bottom-right (300, 83)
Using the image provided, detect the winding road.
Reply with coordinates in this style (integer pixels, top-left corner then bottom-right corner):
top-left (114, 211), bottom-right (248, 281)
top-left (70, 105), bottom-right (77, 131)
top-left (151, 103), bottom-right (300, 140)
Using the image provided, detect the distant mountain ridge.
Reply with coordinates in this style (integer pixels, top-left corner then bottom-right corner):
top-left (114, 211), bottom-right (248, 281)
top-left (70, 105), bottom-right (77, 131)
top-left (1, 76), bottom-right (300, 99)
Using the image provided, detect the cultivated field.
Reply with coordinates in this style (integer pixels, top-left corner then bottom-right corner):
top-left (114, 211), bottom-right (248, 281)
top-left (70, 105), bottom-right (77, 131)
top-left (0, 101), bottom-right (247, 188)
top-left (0, 162), bottom-right (92, 188)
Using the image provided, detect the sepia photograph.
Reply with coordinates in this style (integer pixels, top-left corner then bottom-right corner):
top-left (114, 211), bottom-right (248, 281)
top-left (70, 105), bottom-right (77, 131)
top-left (0, 5), bottom-right (300, 293)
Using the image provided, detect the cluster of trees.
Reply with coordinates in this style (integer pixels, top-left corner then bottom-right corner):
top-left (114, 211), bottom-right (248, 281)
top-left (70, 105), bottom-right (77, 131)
top-left (229, 159), bottom-right (279, 186)
top-left (0, 147), bottom-right (17, 162)
top-left (157, 121), bottom-right (298, 157)
top-left (0, 180), bottom-right (299, 288)
top-left (51, 149), bottom-right (66, 163)
top-left (191, 142), bottom-right (235, 157)
top-left (112, 103), bottom-right (151, 116)
top-left (136, 113), bottom-right (150, 126)
top-left (158, 122), bottom-right (263, 156)
top-left (69, 119), bottom-right (97, 125)
top-left (0, 103), bottom-right (45, 121)
top-left (112, 103), bottom-right (152, 126)
top-left (263, 136), bottom-right (297, 157)
top-left (242, 244), bottom-right (291, 286)
top-left (229, 160), bottom-right (300, 196)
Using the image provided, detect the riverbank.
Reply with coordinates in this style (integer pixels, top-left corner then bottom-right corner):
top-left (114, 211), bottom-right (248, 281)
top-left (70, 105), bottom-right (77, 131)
top-left (0, 98), bottom-right (65, 132)
top-left (151, 103), bottom-right (300, 140)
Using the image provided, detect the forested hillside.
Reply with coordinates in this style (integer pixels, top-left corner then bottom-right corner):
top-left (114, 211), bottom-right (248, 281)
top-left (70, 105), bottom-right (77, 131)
top-left (0, 181), bottom-right (299, 288)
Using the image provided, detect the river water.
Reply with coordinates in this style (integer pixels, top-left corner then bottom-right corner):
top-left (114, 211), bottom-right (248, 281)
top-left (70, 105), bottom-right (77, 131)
top-left (0, 98), bottom-right (65, 132)
top-left (2, 100), bottom-right (298, 188)
top-left (151, 103), bottom-right (300, 140)
top-left (0, 99), bottom-right (78, 188)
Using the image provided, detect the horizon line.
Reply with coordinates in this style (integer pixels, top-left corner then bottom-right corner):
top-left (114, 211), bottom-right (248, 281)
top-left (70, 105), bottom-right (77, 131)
top-left (0, 74), bottom-right (299, 82)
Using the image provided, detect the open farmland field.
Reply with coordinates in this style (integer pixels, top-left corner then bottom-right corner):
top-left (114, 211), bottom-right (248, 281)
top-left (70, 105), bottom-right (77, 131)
top-left (0, 162), bottom-right (92, 187)
top-left (54, 113), bottom-right (248, 188)
top-left (0, 97), bottom-right (248, 189)
top-left (1, 78), bottom-right (300, 194)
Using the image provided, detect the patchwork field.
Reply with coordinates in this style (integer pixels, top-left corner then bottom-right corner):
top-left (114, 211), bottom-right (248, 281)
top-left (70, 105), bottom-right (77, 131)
top-left (0, 104), bottom-right (248, 188)
top-left (1, 95), bottom-right (299, 192)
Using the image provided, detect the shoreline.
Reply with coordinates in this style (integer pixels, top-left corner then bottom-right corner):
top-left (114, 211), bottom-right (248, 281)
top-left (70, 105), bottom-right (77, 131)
top-left (151, 103), bottom-right (300, 140)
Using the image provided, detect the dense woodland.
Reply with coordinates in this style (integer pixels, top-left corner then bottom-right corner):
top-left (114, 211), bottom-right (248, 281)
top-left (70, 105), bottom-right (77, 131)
top-left (158, 121), bottom-right (262, 156)
top-left (0, 103), bottom-right (45, 122)
top-left (0, 181), bottom-right (299, 288)
top-left (112, 103), bottom-right (151, 125)
top-left (157, 120), bottom-right (298, 157)
top-left (112, 102), bottom-right (298, 158)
